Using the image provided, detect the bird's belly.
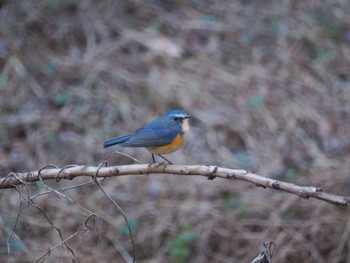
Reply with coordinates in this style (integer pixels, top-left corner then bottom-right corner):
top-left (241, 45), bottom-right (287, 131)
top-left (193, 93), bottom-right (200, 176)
top-left (148, 134), bottom-right (185, 154)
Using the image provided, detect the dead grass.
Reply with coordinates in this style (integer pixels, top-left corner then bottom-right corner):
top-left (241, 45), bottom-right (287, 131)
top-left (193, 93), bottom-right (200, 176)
top-left (1, 0), bottom-right (350, 262)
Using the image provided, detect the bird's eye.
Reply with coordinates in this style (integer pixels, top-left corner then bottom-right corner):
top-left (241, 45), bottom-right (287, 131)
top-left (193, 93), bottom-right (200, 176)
top-left (173, 117), bottom-right (179, 121)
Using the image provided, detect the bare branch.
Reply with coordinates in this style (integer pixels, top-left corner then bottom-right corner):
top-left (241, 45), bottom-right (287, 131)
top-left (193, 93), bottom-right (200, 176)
top-left (2, 164), bottom-right (349, 206)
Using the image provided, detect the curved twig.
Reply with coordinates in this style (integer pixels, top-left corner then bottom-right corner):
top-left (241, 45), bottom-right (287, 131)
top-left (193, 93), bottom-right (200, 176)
top-left (93, 160), bottom-right (136, 262)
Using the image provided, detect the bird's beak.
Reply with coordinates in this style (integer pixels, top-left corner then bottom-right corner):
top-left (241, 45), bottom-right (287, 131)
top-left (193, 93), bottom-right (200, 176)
top-left (184, 115), bottom-right (191, 119)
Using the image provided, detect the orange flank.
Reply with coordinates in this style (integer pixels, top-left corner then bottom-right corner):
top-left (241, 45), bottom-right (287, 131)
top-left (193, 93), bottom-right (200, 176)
top-left (148, 133), bottom-right (185, 155)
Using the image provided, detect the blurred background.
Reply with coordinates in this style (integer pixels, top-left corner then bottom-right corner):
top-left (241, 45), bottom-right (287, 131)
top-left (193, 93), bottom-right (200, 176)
top-left (0, 0), bottom-right (350, 262)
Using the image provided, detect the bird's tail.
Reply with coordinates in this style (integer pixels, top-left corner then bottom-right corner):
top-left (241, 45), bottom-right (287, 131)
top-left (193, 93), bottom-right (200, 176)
top-left (103, 134), bottom-right (132, 148)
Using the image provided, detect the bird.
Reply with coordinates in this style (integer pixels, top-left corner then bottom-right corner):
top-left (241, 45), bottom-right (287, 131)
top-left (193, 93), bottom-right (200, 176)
top-left (103, 109), bottom-right (191, 163)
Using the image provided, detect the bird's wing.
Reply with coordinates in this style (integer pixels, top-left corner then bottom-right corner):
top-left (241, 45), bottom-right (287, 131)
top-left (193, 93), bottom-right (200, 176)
top-left (103, 134), bottom-right (133, 148)
top-left (120, 124), bottom-right (177, 147)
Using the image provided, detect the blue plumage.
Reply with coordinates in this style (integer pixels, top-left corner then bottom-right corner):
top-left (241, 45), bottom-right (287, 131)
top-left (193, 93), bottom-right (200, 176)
top-left (103, 109), bottom-right (191, 161)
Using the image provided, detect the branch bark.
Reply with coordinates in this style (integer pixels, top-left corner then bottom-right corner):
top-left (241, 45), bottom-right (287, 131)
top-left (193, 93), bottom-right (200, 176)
top-left (1, 164), bottom-right (349, 206)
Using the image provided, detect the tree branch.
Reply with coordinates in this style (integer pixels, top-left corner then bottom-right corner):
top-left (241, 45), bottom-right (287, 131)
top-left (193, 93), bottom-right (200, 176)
top-left (1, 164), bottom-right (349, 206)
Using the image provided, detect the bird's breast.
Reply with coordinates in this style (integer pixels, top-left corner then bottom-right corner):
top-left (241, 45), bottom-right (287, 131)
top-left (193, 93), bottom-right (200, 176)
top-left (148, 133), bottom-right (185, 154)
top-left (147, 119), bottom-right (190, 155)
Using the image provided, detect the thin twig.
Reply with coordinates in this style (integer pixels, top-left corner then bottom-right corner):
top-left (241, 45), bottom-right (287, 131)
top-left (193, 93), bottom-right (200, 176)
top-left (7, 187), bottom-right (24, 263)
top-left (29, 166), bottom-right (77, 262)
top-left (92, 153), bottom-right (136, 262)
top-left (35, 214), bottom-right (96, 263)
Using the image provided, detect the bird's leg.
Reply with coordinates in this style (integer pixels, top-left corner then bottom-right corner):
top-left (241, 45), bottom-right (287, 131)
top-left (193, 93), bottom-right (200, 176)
top-left (152, 153), bottom-right (156, 163)
top-left (158, 154), bottom-right (173, 164)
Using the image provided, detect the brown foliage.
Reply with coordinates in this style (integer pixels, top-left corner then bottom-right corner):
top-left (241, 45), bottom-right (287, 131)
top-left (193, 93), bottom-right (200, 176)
top-left (1, 0), bottom-right (350, 262)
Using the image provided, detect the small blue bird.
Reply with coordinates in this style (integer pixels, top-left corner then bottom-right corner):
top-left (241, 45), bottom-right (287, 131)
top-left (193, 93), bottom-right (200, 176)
top-left (103, 109), bottom-right (191, 163)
